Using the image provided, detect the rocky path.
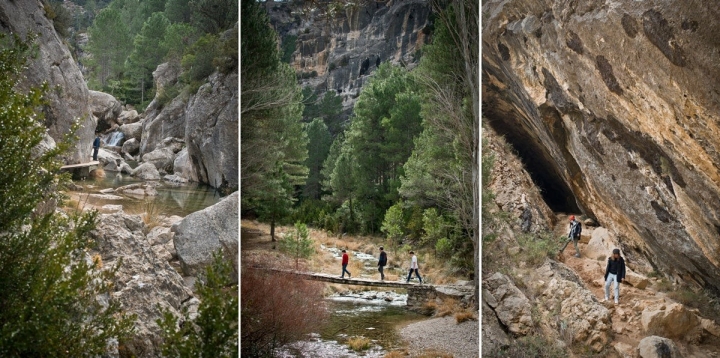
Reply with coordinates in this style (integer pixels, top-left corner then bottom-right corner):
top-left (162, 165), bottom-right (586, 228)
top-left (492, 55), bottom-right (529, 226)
top-left (555, 214), bottom-right (720, 357)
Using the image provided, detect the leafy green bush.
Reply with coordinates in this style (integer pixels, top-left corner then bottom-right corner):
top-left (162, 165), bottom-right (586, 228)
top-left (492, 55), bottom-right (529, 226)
top-left (435, 237), bottom-right (452, 258)
top-left (278, 222), bottom-right (315, 270)
top-left (516, 231), bottom-right (562, 267)
top-left (181, 33), bottom-right (220, 89)
top-left (158, 252), bottom-right (238, 357)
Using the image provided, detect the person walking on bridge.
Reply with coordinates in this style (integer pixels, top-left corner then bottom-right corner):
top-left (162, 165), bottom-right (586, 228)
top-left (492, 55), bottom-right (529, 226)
top-left (406, 251), bottom-right (422, 284)
top-left (340, 249), bottom-right (351, 279)
top-left (378, 246), bottom-right (387, 281)
top-left (92, 132), bottom-right (101, 161)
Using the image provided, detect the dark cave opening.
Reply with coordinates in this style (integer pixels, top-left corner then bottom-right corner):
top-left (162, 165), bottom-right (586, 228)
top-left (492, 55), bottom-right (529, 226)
top-left (489, 119), bottom-right (581, 215)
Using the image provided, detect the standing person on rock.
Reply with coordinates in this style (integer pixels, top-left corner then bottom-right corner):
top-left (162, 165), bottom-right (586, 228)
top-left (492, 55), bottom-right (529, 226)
top-left (340, 249), bottom-right (351, 279)
top-left (378, 246), bottom-right (387, 281)
top-left (406, 251), bottom-right (422, 284)
top-left (92, 132), bottom-right (101, 161)
top-left (560, 215), bottom-right (583, 258)
top-left (603, 248), bottom-right (626, 304)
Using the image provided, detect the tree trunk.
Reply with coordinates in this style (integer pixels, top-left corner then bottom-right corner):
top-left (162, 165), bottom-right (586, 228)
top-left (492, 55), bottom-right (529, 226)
top-left (271, 220), bottom-right (276, 242)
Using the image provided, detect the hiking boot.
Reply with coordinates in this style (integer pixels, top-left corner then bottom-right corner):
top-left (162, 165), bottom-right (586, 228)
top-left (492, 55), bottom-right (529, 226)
top-left (615, 300), bottom-right (619, 305)
top-left (601, 297), bottom-right (607, 302)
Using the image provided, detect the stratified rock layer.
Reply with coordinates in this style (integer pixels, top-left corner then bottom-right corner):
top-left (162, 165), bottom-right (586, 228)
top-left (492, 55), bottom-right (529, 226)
top-left (483, 0), bottom-right (720, 290)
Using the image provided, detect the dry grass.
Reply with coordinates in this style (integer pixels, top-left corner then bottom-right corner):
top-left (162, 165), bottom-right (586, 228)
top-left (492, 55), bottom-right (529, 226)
top-left (422, 301), bottom-right (438, 315)
top-left (454, 310), bottom-right (476, 323)
top-left (346, 336), bottom-right (372, 351)
top-left (384, 351), bottom-right (408, 358)
top-left (141, 199), bottom-right (162, 229)
top-left (436, 298), bottom-right (459, 317)
top-left (418, 348), bottom-right (454, 358)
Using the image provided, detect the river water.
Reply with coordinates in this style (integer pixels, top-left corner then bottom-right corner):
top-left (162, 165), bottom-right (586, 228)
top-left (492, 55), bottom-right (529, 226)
top-left (73, 174), bottom-right (222, 217)
top-left (275, 294), bottom-right (425, 357)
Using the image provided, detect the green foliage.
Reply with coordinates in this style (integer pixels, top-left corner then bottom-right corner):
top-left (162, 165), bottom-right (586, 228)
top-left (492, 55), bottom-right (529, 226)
top-left (302, 88), bottom-right (344, 135)
top-left (158, 252), bottom-right (238, 357)
top-left (0, 34), bottom-right (134, 356)
top-left (189, 0), bottom-right (238, 34)
top-left (180, 33), bottom-right (219, 88)
top-left (435, 237), bottom-right (452, 257)
top-left (381, 202), bottom-right (405, 244)
top-left (165, 0), bottom-right (192, 23)
top-left (422, 208), bottom-right (447, 248)
top-left (281, 35), bottom-right (297, 64)
top-left (43, 0), bottom-right (73, 38)
top-left (162, 22), bottom-right (200, 62)
top-left (303, 118), bottom-right (333, 200)
top-left (86, 7), bottom-right (133, 88)
top-left (516, 232), bottom-right (562, 267)
top-left (213, 24), bottom-right (238, 74)
top-left (278, 222), bottom-right (315, 270)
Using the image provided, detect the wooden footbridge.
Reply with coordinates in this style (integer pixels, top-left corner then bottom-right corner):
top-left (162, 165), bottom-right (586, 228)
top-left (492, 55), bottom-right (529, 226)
top-left (250, 267), bottom-right (475, 310)
top-left (60, 161), bottom-right (100, 178)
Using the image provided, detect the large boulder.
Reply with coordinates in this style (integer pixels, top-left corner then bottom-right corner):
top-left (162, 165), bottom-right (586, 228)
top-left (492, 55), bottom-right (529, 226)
top-left (89, 90), bottom-right (123, 132)
top-left (90, 213), bottom-right (193, 357)
top-left (132, 162), bottom-right (161, 180)
top-left (118, 109), bottom-right (139, 124)
top-left (122, 138), bottom-right (140, 156)
top-left (481, 298), bottom-right (510, 353)
top-left (172, 191), bottom-right (238, 280)
top-left (185, 71), bottom-right (238, 189)
top-left (172, 147), bottom-right (199, 182)
top-left (483, 272), bottom-right (533, 336)
top-left (97, 148), bottom-right (123, 166)
top-left (142, 147), bottom-right (176, 173)
top-left (637, 336), bottom-right (682, 358)
top-left (531, 260), bottom-right (612, 352)
top-left (0, 0), bottom-right (95, 163)
top-left (140, 62), bottom-right (186, 155)
top-left (119, 122), bottom-right (143, 141)
top-left (641, 303), bottom-right (700, 340)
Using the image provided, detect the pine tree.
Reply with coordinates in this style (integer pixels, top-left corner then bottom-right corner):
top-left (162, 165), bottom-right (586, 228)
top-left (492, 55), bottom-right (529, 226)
top-left (303, 118), bottom-right (333, 200)
top-left (86, 7), bottom-right (133, 88)
top-left (126, 12), bottom-right (170, 105)
top-left (0, 34), bottom-right (134, 356)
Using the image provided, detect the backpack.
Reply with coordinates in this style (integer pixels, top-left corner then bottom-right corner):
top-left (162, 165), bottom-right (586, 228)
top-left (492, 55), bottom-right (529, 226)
top-left (570, 220), bottom-right (582, 239)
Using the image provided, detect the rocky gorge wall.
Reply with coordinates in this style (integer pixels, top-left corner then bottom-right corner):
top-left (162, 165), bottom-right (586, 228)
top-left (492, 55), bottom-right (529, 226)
top-left (483, 0), bottom-right (720, 292)
top-left (266, 0), bottom-right (432, 116)
top-left (0, 0), bottom-right (95, 163)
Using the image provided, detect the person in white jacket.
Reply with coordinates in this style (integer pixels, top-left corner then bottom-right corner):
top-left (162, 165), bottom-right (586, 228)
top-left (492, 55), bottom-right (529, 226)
top-left (406, 251), bottom-right (423, 284)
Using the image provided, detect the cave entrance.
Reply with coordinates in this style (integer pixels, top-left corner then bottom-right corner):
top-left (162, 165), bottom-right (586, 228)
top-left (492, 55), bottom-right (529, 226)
top-left (489, 120), bottom-right (581, 214)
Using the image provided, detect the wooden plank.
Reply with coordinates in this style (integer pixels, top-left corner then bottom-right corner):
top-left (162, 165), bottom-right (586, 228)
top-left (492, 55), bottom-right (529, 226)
top-left (253, 267), bottom-right (428, 289)
top-left (60, 161), bottom-right (100, 169)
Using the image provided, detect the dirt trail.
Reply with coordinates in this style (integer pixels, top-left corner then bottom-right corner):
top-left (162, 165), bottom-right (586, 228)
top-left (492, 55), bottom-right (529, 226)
top-left (554, 214), bottom-right (720, 357)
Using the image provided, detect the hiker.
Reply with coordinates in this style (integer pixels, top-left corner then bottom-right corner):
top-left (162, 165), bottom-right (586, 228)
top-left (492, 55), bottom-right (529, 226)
top-left (406, 251), bottom-right (422, 284)
top-left (378, 246), bottom-right (387, 280)
top-left (603, 248), bottom-right (626, 304)
top-left (340, 249), bottom-right (351, 279)
top-left (92, 133), bottom-right (101, 161)
top-left (560, 215), bottom-right (582, 257)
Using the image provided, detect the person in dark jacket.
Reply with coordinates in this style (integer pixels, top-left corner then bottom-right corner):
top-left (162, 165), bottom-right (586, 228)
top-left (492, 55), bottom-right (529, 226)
top-left (340, 250), bottom-right (351, 279)
top-left (92, 133), bottom-right (101, 161)
top-left (378, 246), bottom-right (387, 280)
top-left (604, 248), bottom-right (626, 304)
top-left (559, 215), bottom-right (583, 257)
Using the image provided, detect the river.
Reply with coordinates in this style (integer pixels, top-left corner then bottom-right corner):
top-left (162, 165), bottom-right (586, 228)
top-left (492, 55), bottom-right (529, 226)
top-left (275, 293), bottom-right (425, 357)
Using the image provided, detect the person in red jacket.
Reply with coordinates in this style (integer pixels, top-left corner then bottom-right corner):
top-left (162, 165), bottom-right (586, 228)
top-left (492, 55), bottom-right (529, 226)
top-left (340, 250), bottom-right (351, 279)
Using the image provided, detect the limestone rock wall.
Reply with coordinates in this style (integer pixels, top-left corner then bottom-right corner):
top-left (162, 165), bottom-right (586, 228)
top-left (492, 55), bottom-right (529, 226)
top-left (483, 0), bottom-right (720, 291)
top-left (266, 0), bottom-right (432, 115)
top-left (0, 0), bottom-right (95, 163)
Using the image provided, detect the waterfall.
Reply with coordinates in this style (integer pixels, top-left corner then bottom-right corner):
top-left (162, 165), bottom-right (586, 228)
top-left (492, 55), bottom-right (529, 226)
top-left (105, 131), bottom-right (125, 146)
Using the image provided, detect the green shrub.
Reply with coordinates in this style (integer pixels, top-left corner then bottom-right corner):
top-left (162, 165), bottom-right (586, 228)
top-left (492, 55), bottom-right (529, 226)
top-left (435, 237), bottom-right (452, 258)
top-left (516, 231), bottom-right (562, 267)
top-left (278, 222), bottom-right (315, 270)
top-left (181, 34), bottom-right (220, 88)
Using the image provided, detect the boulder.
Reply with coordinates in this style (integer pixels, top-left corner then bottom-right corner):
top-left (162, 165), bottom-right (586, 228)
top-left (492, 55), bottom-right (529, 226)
top-left (173, 148), bottom-right (199, 182)
top-left (89, 90), bottom-right (123, 132)
top-left (119, 122), bottom-right (143, 141)
top-left (31, 133), bottom-right (57, 159)
top-left (482, 272), bottom-right (533, 336)
top-left (90, 213), bottom-right (193, 357)
top-left (132, 162), bottom-right (161, 180)
top-left (122, 138), bottom-right (140, 156)
top-left (613, 342), bottom-right (635, 358)
top-left (118, 110), bottom-right (139, 124)
top-left (625, 270), bottom-right (650, 290)
top-left (96, 148), bottom-right (123, 166)
top-left (164, 174), bottom-right (188, 184)
top-left (172, 192), bottom-right (238, 280)
top-left (185, 71), bottom-right (238, 189)
top-left (481, 298), bottom-right (510, 353)
top-left (0, 0), bottom-right (95, 162)
top-left (641, 303), bottom-right (700, 340)
top-left (637, 336), bottom-right (682, 358)
top-left (142, 147), bottom-right (176, 173)
top-left (140, 94), bottom-right (187, 155)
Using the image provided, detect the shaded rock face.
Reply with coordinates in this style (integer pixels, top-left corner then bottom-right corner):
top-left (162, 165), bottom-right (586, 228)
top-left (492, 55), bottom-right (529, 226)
top-left (266, 0), bottom-right (431, 115)
top-left (90, 213), bottom-right (193, 357)
top-left (184, 71), bottom-right (238, 189)
top-left (172, 191), bottom-right (238, 280)
top-left (483, 272), bottom-right (533, 336)
top-left (637, 336), bottom-right (682, 358)
top-left (0, 0), bottom-right (94, 163)
top-left (482, 0), bottom-right (720, 291)
top-left (89, 90), bottom-right (123, 132)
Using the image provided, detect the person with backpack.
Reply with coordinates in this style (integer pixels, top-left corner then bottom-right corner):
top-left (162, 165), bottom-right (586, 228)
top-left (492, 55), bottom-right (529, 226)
top-left (603, 248), bottom-right (626, 304)
top-left (559, 215), bottom-right (583, 257)
top-left (406, 251), bottom-right (422, 284)
top-left (378, 246), bottom-right (387, 281)
top-left (340, 249), bottom-right (351, 279)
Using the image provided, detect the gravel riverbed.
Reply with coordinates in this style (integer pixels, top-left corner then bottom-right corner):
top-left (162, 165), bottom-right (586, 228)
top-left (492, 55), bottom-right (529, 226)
top-left (400, 316), bottom-right (479, 358)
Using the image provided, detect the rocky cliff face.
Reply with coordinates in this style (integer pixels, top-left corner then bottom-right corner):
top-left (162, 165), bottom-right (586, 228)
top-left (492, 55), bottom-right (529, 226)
top-left (0, 0), bottom-right (95, 163)
top-left (266, 0), bottom-right (431, 115)
top-left (483, 0), bottom-right (720, 291)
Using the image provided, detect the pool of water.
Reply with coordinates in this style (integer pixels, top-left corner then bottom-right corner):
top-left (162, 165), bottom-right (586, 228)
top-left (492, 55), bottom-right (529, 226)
top-left (276, 298), bottom-right (424, 357)
top-left (73, 174), bottom-right (222, 217)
